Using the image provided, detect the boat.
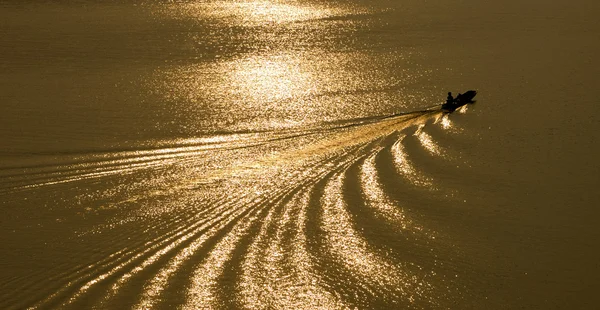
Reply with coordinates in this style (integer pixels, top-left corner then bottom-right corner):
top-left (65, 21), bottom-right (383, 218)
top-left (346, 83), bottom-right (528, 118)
top-left (441, 90), bottom-right (477, 113)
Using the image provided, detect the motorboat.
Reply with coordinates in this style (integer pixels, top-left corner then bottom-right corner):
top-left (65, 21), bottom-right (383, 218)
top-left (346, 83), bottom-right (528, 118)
top-left (441, 90), bottom-right (477, 112)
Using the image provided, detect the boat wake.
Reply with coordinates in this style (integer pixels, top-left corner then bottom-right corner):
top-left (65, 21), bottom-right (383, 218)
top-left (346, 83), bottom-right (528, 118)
top-left (0, 107), bottom-right (474, 309)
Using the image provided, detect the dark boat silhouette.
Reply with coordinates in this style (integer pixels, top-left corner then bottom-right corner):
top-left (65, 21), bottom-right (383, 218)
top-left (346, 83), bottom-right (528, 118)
top-left (442, 90), bottom-right (477, 113)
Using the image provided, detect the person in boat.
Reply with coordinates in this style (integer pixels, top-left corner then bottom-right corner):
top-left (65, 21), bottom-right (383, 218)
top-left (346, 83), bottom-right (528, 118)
top-left (446, 92), bottom-right (454, 105)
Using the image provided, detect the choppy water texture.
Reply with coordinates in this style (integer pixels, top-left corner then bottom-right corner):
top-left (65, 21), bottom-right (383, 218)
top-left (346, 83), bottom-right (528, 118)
top-left (1, 0), bottom-right (600, 309)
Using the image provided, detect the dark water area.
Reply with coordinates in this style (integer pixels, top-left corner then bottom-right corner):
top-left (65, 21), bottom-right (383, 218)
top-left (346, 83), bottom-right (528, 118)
top-left (1, 0), bottom-right (599, 309)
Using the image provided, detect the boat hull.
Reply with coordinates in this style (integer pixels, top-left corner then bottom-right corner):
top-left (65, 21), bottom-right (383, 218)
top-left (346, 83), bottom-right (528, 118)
top-left (442, 90), bottom-right (477, 113)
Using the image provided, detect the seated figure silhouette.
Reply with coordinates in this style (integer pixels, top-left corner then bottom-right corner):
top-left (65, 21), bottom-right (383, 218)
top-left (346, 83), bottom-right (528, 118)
top-left (446, 92), bottom-right (454, 105)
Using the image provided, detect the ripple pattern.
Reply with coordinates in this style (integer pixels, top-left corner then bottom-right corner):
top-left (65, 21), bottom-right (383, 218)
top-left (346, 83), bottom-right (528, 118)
top-left (0, 109), bottom-right (474, 309)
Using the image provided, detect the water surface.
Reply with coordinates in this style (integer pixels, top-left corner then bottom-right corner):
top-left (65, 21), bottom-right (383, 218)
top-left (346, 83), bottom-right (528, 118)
top-left (1, 0), bottom-right (599, 309)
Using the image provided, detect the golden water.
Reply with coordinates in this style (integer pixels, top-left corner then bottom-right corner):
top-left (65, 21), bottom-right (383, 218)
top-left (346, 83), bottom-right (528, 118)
top-left (1, 0), bottom-right (599, 309)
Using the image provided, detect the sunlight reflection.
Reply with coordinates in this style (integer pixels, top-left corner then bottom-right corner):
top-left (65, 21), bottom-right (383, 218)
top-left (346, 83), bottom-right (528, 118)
top-left (227, 54), bottom-right (315, 104)
top-left (360, 148), bottom-right (433, 235)
top-left (239, 192), bottom-right (344, 308)
top-left (155, 50), bottom-right (419, 132)
top-left (391, 137), bottom-right (434, 188)
top-left (437, 114), bottom-right (453, 129)
top-left (175, 0), bottom-right (358, 25)
top-left (415, 125), bottom-right (443, 156)
top-left (218, 1), bottom-right (332, 24)
top-left (457, 105), bottom-right (468, 114)
top-left (321, 171), bottom-right (433, 304)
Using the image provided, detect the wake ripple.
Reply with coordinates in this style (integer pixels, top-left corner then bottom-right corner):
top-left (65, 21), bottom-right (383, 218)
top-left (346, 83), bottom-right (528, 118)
top-left (0, 108), bottom-right (474, 309)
